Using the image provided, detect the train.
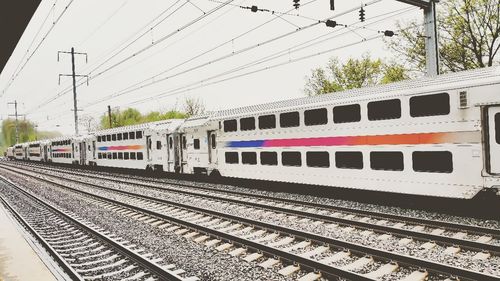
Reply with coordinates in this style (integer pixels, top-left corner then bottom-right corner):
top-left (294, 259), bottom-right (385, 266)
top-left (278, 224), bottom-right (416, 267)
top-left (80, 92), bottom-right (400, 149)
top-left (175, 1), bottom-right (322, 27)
top-left (5, 66), bottom-right (500, 200)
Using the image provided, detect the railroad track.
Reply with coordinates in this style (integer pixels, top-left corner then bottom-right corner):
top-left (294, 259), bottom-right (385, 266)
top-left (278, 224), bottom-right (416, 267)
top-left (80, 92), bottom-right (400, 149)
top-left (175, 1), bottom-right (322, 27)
top-left (1, 163), bottom-right (499, 280)
top-left (7, 162), bottom-right (500, 251)
top-left (0, 174), bottom-right (196, 281)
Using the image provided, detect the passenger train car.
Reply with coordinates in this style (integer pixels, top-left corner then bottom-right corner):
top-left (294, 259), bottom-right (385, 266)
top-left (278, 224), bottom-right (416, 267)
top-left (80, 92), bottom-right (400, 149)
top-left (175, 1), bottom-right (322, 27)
top-left (8, 66), bottom-right (500, 199)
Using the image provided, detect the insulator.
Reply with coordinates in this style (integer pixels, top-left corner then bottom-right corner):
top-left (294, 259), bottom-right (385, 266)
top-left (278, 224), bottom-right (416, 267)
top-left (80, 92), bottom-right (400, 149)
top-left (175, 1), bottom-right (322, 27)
top-left (250, 5), bottom-right (258, 12)
top-left (383, 30), bottom-right (395, 37)
top-left (325, 20), bottom-right (337, 28)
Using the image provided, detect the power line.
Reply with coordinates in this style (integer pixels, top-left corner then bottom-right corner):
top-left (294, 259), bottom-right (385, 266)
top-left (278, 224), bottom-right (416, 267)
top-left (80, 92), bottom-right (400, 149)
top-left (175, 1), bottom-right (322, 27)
top-left (83, 0), bottom-right (383, 108)
top-left (125, 35), bottom-right (383, 107)
top-left (27, 0), bottom-right (235, 115)
top-left (1, 0), bottom-right (75, 98)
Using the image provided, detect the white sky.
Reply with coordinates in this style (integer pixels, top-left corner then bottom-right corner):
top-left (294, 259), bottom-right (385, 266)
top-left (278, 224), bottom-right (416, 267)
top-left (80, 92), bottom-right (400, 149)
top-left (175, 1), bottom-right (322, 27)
top-left (0, 0), bottom-right (422, 135)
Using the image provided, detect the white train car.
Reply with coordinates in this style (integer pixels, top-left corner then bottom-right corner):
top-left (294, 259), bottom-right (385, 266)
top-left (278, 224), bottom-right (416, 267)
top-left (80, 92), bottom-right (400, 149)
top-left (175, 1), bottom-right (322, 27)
top-left (149, 119), bottom-right (185, 172)
top-left (6, 147), bottom-right (15, 160)
top-left (13, 144), bottom-right (27, 160)
top-left (49, 137), bottom-right (79, 165)
top-left (185, 66), bottom-right (500, 199)
top-left (93, 123), bottom-right (151, 170)
top-left (27, 141), bottom-right (43, 162)
top-left (177, 115), bottom-right (218, 174)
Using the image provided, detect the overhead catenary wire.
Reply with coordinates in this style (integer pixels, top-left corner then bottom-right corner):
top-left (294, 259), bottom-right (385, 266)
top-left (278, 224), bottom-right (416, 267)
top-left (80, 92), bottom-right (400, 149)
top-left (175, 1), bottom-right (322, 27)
top-left (42, 4), bottom-right (414, 123)
top-left (1, 0), bottom-right (74, 98)
top-left (83, 0), bottom-right (383, 108)
top-left (27, 0), bottom-right (235, 115)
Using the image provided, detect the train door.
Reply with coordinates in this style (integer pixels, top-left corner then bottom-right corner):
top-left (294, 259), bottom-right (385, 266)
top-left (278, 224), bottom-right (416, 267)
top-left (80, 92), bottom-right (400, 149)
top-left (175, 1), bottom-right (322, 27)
top-left (80, 142), bottom-right (86, 165)
top-left (208, 131), bottom-right (217, 164)
top-left (178, 133), bottom-right (187, 173)
top-left (146, 136), bottom-right (152, 161)
top-left (166, 134), bottom-right (176, 172)
top-left (488, 106), bottom-right (500, 174)
top-left (43, 145), bottom-right (48, 162)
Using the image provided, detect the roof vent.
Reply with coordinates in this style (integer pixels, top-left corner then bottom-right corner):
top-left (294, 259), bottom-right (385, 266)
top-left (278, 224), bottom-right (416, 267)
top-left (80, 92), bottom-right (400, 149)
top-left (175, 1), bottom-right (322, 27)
top-left (459, 91), bottom-right (468, 109)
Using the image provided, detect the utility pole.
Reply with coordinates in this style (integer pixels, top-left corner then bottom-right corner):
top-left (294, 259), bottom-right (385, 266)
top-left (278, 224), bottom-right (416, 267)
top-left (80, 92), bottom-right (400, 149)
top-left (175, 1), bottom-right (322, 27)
top-left (108, 105), bottom-right (113, 128)
top-left (7, 100), bottom-right (25, 144)
top-left (395, 0), bottom-right (439, 76)
top-left (58, 47), bottom-right (88, 135)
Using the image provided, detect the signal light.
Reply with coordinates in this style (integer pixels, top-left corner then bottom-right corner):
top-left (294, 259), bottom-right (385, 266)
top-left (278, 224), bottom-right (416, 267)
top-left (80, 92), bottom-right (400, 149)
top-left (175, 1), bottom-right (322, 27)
top-left (359, 7), bottom-right (365, 22)
top-left (325, 20), bottom-right (337, 28)
top-left (383, 30), bottom-right (395, 37)
top-left (293, 0), bottom-right (300, 9)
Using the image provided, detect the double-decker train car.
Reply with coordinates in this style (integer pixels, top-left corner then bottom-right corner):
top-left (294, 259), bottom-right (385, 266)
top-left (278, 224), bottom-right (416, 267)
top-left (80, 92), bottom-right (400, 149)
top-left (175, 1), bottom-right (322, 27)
top-left (7, 66), bottom-right (500, 200)
top-left (184, 66), bottom-right (500, 199)
top-left (6, 147), bottom-right (15, 160)
top-left (13, 144), bottom-right (27, 160)
top-left (49, 137), bottom-right (80, 165)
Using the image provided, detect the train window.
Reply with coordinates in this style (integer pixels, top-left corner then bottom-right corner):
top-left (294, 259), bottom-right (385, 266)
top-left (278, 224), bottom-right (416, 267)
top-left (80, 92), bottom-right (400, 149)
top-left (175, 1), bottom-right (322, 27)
top-left (306, 151), bottom-right (330, 168)
top-left (495, 113), bottom-right (500, 144)
top-left (211, 134), bottom-right (216, 149)
top-left (97, 136), bottom-right (102, 142)
top-left (136, 131), bottom-right (143, 139)
top-left (130, 152), bottom-right (136, 160)
top-left (282, 151), bottom-right (302, 167)
top-left (259, 115), bottom-right (276, 129)
top-left (169, 137), bottom-right (173, 149)
top-left (193, 139), bottom-right (200, 150)
top-left (106, 153), bottom-right (111, 159)
top-left (305, 108), bottom-right (328, 126)
top-left (118, 152), bottom-right (123, 159)
top-left (336, 152), bottom-right (363, 169)
top-left (225, 152), bottom-right (239, 164)
top-left (333, 104), bottom-right (361, 123)
top-left (124, 152), bottom-right (129, 160)
top-left (182, 136), bottom-right (187, 149)
top-left (117, 133), bottom-right (122, 141)
top-left (368, 99), bottom-right (401, 121)
top-left (137, 152), bottom-right (144, 160)
top-left (123, 133), bottom-right (128, 140)
top-left (280, 112), bottom-right (300, 128)
top-left (370, 152), bottom-right (404, 171)
top-left (242, 152), bottom-right (257, 165)
top-left (240, 117), bottom-right (256, 131)
top-left (410, 93), bottom-right (450, 117)
top-left (260, 152), bottom-right (278, 166)
top-left (98, 153), bottom-right (101, 159)
top-left (113, 152), bottom-right (117, 159)
top-left (129, 132), bottom-right (135, 139)
top-left (107, 135), bottom-right (111, 142)
top-left (112, 134), bottom-right (117, 141)
top-left (224, 120), bottom-right (237, 132)
top-left (413, 151), bottom-right (453, 173)
top-left (156, 141), bottom-right (162, 150)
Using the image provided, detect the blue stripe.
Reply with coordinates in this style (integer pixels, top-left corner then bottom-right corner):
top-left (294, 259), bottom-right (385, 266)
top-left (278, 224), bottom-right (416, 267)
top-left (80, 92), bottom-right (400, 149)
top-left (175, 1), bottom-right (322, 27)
top-left (226, 140), bottom-right (264, 148)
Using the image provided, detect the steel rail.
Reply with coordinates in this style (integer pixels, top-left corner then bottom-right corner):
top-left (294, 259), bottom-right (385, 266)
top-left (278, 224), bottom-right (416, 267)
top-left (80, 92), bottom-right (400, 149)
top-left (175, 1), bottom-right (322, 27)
top-left (0, 174), bottom-right (185, 281)
top-left (2, 165), bottom-right (497, 281)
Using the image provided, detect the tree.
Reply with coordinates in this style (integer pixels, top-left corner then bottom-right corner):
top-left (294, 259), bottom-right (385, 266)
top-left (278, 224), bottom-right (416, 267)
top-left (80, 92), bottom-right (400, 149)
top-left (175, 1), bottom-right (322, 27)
top-left (0, 118), bottom-right (61, 152)
top-left (99, 108), bottom-right (187, 129)
top-left (387, 0), bottom-right (500, 72)
top-left (183, 97), bottom-right (205, 117)
top-left (304, 54), bottom-right (408, 96)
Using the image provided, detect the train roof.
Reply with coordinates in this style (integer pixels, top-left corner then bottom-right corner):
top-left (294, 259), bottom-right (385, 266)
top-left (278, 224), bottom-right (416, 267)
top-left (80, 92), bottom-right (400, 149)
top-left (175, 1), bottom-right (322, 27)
top-left (209, 66), bottom-right (500, 120)
top-left (93, 119), bottom-right (183, 135)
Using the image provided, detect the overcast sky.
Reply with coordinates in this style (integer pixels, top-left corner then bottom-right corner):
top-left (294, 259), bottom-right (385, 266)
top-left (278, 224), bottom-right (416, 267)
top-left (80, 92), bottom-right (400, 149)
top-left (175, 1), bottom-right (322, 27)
top-left (0, 0), bottom-right (422, 135)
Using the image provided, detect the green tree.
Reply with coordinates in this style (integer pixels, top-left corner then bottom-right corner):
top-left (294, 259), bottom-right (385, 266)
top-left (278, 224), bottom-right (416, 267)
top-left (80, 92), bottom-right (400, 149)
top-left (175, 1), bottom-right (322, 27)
top-left (304, 54), bottom-right (408, 96)
top-left (387, 0), bottom-right (500, 72)
top-left (0, 119), bottom-right (61, 153)
top-left (100, 108), bottom-right (187, 129)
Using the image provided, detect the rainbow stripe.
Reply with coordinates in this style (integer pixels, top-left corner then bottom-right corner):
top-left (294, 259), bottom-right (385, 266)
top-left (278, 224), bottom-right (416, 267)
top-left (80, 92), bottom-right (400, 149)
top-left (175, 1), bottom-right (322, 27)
top-left (53, 148), bottom-right (71, 152)
top-left (225, 131), bottom-right (480, 148)
top-left (98, 145), bottom-right (144, 151)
